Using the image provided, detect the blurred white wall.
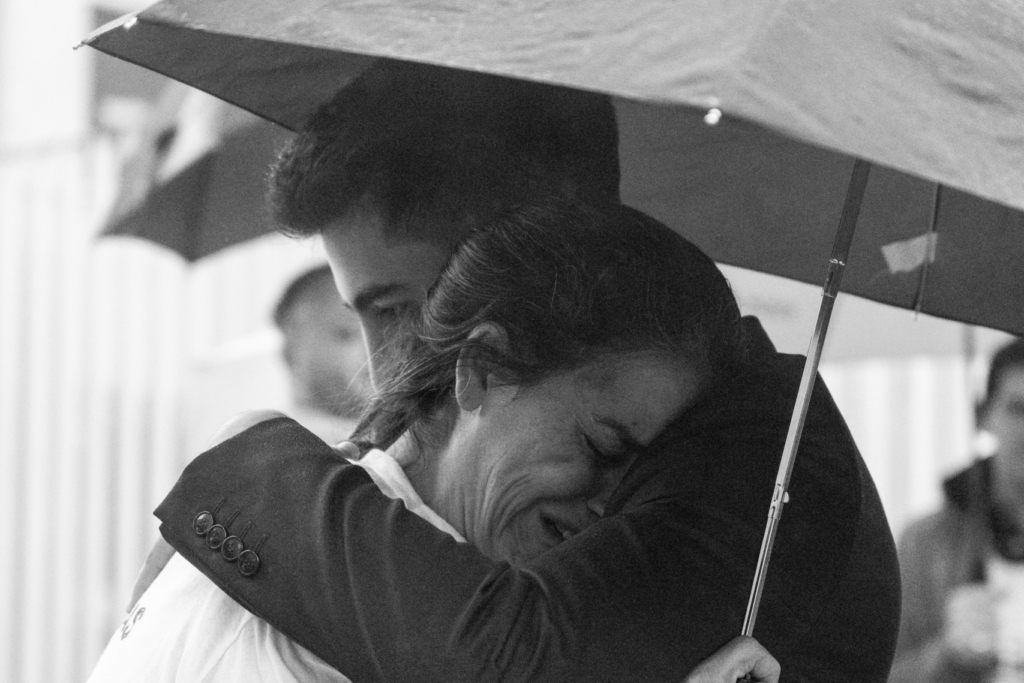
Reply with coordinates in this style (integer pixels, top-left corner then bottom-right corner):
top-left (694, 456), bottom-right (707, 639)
top-left (0, 133), bottom-right (326, 683)
top-left (0, 1), bottom-right (1015, 683)
top-left (0, 5), bottom-right (326, 681)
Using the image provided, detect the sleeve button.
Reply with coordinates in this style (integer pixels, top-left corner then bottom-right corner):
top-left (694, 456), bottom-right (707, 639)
top-left (192, 511), bottom-right (215, 536)
top-left (238, 550), bottom-right (260, 576)
top-left (206, 525), bottom-right (227, 549)
top-left (221, 536), bottom-right (244, 561)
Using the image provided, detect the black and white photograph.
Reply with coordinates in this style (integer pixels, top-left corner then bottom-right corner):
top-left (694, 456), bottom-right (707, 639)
top-left (1, 1), bottom-right (1022, 681)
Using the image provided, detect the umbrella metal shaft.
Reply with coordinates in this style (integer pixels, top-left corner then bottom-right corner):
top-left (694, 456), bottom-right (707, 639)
top-left (741, 159), bottom-right (872, 636)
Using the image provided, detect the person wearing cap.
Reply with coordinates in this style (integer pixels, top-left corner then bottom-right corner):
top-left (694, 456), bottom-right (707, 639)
top-left (273, 263), bottom-right (370, 443)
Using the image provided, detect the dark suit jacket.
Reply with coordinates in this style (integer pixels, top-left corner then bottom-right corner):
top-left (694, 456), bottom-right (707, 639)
top-left (155, 321), bottom-right (900, 682)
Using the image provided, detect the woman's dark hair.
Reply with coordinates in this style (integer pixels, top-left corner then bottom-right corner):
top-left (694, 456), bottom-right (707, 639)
top-left (355, 199), bottom-right (746, 450)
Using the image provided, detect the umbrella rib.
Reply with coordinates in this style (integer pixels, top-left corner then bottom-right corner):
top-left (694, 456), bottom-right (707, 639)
top-left (912, 183), bottom-right (943, 316)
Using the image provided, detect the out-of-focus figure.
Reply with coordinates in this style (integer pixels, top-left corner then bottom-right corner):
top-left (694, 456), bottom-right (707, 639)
top-left (893, 338), bottom-right (1024, 683)
top-left (273, 264), bottom-right (370, 443)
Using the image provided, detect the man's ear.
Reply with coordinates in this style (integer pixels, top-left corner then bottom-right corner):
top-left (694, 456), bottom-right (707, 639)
top-left (455, 323), bottom-right (511, 412)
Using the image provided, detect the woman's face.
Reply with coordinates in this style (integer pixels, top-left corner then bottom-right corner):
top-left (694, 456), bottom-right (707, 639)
top-left (436, 354), bottom-right (701, 566)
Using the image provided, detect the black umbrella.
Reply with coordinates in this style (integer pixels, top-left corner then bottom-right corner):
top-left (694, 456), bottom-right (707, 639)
top-left (101, 81), bottom-right (293, 261)
top-left (80, 0), bottom-right (1024, 329)
top-left (80, 0), bottom-right (1024, 630)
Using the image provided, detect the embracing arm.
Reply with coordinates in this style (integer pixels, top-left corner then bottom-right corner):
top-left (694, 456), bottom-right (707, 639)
top-left (155, 407), bottom-right (897, 682)
top-left (154, 418), bottom-right (786, 682)
top-left (127, 410), bottom-right (286, 613)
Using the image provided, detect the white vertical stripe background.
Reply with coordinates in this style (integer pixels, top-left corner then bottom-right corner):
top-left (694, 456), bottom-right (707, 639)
top-left (0, 147), bottom-right (30, 683)
top-left (0, 136), bottom-right (332, 683)
top-left (0, 138), bottom-right (991, 682)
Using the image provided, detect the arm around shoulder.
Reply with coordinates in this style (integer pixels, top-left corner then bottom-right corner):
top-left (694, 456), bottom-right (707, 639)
top-left (127, 410), bottom-right (296, 611)
top-left (152, 417), bottom-right (775, 682)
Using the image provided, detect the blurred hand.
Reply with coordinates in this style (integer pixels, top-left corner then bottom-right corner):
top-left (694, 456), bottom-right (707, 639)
top-left (943, 583), bottom-right (999, 668)
top-left (125, 410), bottom-right (287, 613)
top-left (684, 636), bottom-right (781, 683)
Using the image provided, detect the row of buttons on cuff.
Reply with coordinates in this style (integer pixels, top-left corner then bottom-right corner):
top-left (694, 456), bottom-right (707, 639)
top-left (192, 502), bottom-right (265, 577)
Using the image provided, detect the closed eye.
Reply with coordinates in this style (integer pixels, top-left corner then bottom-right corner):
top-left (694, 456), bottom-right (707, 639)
top-left (370, 301), bottom-right (416, 327)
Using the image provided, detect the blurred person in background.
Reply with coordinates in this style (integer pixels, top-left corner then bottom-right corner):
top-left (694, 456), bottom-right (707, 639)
top-left (273, 264), bottom-right (370, 442)
top-left (893, 337), bottom-right (1024, 683)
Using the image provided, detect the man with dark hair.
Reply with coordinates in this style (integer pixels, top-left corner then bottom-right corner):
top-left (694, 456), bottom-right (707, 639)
top-left (137, 63), bottom-right (899, 682)
top-left (272, 264), bottom-right (369, 442)
top-left (893, 337), bottom-right (1024, 683)
top-left (267, 61), bottom-right (619, 381)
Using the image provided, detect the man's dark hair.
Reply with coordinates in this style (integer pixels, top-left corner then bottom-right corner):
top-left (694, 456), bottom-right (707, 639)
top-left (984, 338), bottom-right (1024, 409)
top-left (268, 61), bottom-right (620, 249)
top-left (272, 264), bottom-right (335, 330)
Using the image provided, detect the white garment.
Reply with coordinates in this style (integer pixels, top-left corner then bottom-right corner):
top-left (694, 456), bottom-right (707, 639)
top-left (86, 450), bottom-right (464, 683)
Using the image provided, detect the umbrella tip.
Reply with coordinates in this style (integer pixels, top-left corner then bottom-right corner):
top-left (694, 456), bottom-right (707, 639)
top-left (704, 108), bottom-right (723, 126)
top-left (75, 10), bottom-right (139, 49)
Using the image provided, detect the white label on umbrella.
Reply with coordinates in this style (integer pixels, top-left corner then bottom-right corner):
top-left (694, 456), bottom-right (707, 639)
top-left (881, 233), bottom-right (938, 273)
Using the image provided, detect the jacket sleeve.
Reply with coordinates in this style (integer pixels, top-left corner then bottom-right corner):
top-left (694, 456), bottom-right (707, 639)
top-left (157, 407), bottom-right (900, 683)
top-left (154, 417), bottom-right (800, 682)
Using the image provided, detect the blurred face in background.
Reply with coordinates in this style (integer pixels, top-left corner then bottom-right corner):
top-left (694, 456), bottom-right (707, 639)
top-left (280, 274), bottom-right (371, 419)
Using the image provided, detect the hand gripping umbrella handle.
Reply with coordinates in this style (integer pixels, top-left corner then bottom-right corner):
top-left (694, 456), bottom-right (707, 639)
top-left (740, 159), bottom-right (873, 638)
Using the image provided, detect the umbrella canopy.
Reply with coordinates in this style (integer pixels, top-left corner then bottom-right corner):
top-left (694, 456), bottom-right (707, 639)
top-left (101, 81), bottom-right (294, 261)
top-left (80, 0), bottom-right (1024, 640)
top-left (82, 0), bottom-right (1024, 334)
